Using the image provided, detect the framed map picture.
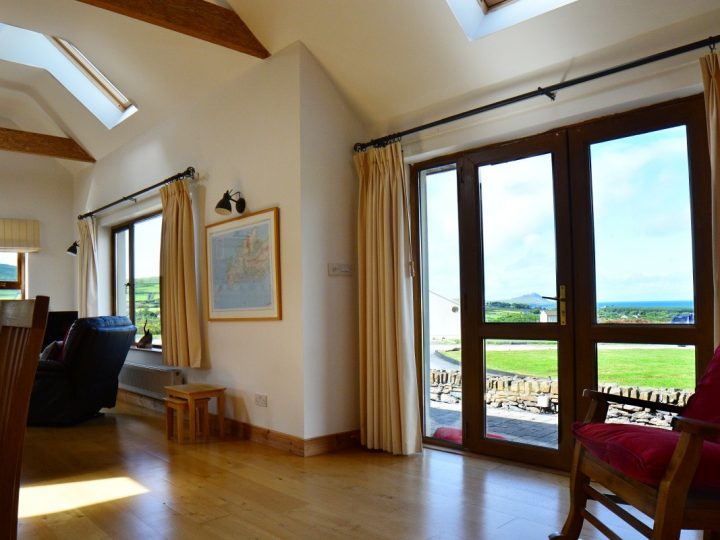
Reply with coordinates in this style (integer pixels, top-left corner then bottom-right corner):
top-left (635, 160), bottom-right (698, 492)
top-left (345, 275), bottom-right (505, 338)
top-left (205, 207), bottom-right (281, 320)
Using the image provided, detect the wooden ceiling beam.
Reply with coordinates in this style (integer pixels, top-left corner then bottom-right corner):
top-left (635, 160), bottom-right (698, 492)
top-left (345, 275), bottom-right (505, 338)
top-left (76, 0), bottom-right (269, 59)
top-left (0, 127), bottom-right (95, 162)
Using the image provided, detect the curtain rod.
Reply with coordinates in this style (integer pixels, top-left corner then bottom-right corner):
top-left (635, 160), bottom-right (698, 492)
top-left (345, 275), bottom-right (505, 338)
top-left (77, 166), bottom-right (196, 220)
top-left (354, 34), bottom-right (720, 152)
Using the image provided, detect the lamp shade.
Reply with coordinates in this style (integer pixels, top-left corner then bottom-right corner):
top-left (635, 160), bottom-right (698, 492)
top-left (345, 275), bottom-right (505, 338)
top-left (215, 192), bottom-right (233, 215)
top-left (215, 190), bottom-right (246, 215)
top-left (66, 241), bottom-right (79, 256)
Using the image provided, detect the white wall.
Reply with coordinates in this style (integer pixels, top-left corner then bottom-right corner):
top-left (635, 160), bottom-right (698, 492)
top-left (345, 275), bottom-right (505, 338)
top-left (298, 46), bottom-right (365, 439)
top-left (0, 150), bottom-right (75, 310)
top-left (74, 43), bottom-right (366, 439)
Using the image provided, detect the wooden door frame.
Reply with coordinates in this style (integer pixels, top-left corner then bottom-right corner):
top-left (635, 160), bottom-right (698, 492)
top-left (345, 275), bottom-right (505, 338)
top-left (410, 94), bottom-right (712, 470)
top-left (568, 95), bottom-right (712, 419)
top-left (411, 130), bottom-right (576, 469)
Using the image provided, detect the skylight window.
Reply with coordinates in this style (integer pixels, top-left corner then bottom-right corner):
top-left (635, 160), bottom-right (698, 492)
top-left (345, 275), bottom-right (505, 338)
top-left (0, 23), bottom-right (137, 129)
top-left (447, 0), bottom-right (579, 41)
top-left (51, 37), bottom-right (133, 112)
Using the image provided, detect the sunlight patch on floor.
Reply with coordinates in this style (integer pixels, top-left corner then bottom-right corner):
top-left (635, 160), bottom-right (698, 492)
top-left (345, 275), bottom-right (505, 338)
top-left (18, 477), bottom-right (149, 518)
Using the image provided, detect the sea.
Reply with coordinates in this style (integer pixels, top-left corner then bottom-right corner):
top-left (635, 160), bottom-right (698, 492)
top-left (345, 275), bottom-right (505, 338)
top-left (596, 300), bottom-right (693, 309)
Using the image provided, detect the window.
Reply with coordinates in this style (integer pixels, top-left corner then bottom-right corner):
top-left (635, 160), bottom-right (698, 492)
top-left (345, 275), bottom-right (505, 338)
top-left (413, 95), bottom-right (711, 469)
top-left (479, 0), bottom-right (511, 12)
top-left (112, 213), bottom-right (162, 346)
top-left (446, 0), bottom-right (579, 40)
top-left (0, 22), bottom-right (137, 129)
top-left (51, 37), bottom-right (133, 112)
top-left (0, 252), bottom-right (23, 299)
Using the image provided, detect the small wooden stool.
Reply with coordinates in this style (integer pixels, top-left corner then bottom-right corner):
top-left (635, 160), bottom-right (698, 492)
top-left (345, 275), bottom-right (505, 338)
top-left (165, 397), bottom-right (210, 443)
top-left (165, 384), bottom-right (226, 441)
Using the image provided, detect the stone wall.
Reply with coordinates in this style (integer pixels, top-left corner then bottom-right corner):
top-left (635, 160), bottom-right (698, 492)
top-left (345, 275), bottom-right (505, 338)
top-left (429, 369), bottom-right (693, 428)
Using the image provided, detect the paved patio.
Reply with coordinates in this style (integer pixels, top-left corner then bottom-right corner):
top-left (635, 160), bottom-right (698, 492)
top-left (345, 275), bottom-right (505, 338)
top-left (428, 404), bottom-right (559, 449)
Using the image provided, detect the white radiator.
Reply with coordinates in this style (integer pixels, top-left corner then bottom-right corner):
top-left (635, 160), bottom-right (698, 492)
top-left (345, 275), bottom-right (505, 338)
top-left (119, 362), bottom-right (183, 399)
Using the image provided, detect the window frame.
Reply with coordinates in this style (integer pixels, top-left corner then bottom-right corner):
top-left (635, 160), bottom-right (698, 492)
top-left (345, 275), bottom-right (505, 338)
top-left (0, 252), bottom-right (25, 299)
top-left (410, 94), bottom-right (712, 469)
top-left (111, 211), bottom-right (162, 349)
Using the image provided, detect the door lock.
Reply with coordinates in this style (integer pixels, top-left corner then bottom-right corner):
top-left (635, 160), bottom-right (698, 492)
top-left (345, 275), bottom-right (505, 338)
top-left (541, 285), bottom-right (567, 326)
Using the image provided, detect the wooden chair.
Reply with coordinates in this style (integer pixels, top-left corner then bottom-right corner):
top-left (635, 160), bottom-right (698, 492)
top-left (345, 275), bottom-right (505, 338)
top-left (0, 296), bottom-right (49, 540)
top-left (551, 346), bottom-right (720, 540)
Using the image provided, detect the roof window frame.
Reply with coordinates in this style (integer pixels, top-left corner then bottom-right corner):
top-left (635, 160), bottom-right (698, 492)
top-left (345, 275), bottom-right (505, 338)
top-left (50, 36), bottom-right (132, 112)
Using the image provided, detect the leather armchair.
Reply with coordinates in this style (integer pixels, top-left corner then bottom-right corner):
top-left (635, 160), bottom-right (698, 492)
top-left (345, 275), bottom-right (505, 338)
top-left (27, 316), bottom-right (136, 426)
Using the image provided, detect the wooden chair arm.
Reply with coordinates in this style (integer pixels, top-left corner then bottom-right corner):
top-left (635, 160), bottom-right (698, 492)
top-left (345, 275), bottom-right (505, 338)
top-left (671, 416), bottom-right (720, 439)
top-left (582, 389), bottom-right (684, 414)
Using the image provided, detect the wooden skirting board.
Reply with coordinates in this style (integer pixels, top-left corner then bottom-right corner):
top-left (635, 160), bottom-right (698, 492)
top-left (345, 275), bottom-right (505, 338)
top-left (117, 389), bottom-right (360, 457)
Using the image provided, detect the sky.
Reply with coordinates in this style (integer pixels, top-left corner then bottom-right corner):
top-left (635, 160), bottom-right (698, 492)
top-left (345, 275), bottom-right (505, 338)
top-left (133, 215), bottom-right (162, 278)
top-left (423, 125), bottom-right (694, 304)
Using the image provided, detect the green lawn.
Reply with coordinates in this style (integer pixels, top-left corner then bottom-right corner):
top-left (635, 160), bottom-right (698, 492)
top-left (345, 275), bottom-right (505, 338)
top-left (441, 347), bottom-right (695, 390)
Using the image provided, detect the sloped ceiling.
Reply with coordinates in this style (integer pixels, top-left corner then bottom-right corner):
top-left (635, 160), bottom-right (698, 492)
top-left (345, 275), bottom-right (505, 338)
top-left (0, 0), bottom-right (719, 169)
top-left (0, 0), bottom-right (263, 163)
top-left (231, 0), bottom-right (720, 134)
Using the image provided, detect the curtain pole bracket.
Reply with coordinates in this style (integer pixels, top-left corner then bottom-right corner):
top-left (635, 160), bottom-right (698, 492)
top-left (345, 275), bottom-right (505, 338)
top-left (538, 86), bottom-right (557, 101)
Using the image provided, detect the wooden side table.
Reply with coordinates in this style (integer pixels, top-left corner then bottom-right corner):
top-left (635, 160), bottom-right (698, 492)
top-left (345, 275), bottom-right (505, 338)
top-left (164, 383), bottom-right (226, 442)
top-left (165, 396), bottom-right (211, 443)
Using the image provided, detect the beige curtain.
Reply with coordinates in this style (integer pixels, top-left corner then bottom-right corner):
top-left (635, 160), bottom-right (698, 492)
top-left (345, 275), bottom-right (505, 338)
top-left (77, 217), bottom-right (98, 317)
top-left (354, 142), bottom-right (422, 455)
top-left (160, 180), bottom-right (201, 368)
top-left (701, 52), bottom-right (720, 346)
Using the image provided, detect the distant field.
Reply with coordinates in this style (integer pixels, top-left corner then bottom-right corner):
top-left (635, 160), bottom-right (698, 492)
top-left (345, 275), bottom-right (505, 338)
top-left (132, 276), bottom-right (160, 337)
top-left (483, 301), bottom-right (691, 324)
top-left (441, 347), bottom-right (695, 390)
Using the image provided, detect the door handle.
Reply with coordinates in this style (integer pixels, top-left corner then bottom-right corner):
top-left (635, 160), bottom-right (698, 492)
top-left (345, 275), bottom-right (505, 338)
top-left (541, 285), bottom-right (567, 326)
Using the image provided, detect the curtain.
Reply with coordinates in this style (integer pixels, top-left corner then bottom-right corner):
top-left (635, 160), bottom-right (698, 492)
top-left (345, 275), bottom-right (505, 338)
top-left (77, 217), bottom-right (98, 317)
top-left (160, 180), bottom-right (201, 368)
top-left (354, 142), bottom-right (422, 455)
top-left (0, 219), bottom-right (40, 252)
top-left (701, 52), bottom-right (720, 346)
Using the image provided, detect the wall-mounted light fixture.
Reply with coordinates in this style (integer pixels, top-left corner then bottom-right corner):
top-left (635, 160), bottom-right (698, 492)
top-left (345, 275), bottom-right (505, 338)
top-left (66, 240), bottom-right (79, 255)
top-left (215, 190), bottom-right (246, 215)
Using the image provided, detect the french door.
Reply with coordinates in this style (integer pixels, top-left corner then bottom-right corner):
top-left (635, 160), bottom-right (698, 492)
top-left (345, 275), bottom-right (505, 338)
top-left (413, 96), bottom-right (712, 469)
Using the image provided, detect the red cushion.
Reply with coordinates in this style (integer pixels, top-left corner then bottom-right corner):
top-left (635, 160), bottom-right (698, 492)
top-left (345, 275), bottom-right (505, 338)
top-left (682, 345), bottom-right (720, 442)
top-left (431, 427), bottom-right (505, 443)
top-left (574, 422), bottom-right (720, 490)
top-left (433, 427), bottom-right (463, 443)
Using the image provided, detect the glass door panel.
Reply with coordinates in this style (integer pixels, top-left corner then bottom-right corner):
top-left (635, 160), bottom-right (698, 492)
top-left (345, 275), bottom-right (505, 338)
top-left (479, 154), bottom-right (558, 323)
top-left (590, 126), bottom-right (695, 325)
top-left (596, 343), bottom-right (695, 427)
top-left (476, 148), bottom-right (567, 455)
top-left (420, 165), bottom-right (463, 444)
top-left (485, 339), bottom-right (558, 448)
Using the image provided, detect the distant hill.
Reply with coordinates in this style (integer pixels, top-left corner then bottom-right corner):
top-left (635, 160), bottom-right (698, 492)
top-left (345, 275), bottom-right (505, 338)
top-left (0, 263), bottom-right (16, 281)
top-left (502, 292), bottom-right (555, 307)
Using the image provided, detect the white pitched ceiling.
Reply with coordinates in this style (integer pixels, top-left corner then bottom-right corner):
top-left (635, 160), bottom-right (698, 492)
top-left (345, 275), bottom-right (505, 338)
top-left (0, 0), bottom-right (718, 165)
top-left (0, 0), bottom-right (262, 162)
top-left (230, 0), bottom-right (720, 135)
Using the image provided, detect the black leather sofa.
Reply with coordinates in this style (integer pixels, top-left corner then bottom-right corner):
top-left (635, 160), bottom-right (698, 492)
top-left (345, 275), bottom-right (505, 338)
top-left (28, 316), bottom-right (136, 426)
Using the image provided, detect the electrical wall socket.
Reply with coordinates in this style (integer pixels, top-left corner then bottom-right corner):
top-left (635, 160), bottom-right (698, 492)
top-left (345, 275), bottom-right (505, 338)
top-left (254, 393), bottom-right (268, 407)
top-left (328, 262), bottom-right (352, 276)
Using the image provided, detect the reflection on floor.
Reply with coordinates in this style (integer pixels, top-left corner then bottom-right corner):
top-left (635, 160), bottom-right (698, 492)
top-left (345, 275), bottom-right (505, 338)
top-left (21, 402), bottom-right (700, 539)
top-left (429, 405), bottom-right (559, 449)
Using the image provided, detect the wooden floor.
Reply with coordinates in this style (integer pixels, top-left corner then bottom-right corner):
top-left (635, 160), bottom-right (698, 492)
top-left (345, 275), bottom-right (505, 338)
top-left (17, 403), bottom-right (700, 540)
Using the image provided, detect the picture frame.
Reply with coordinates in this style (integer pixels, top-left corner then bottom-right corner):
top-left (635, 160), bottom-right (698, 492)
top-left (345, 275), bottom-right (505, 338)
top-left (205, 207), bottom-right (281, 321)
